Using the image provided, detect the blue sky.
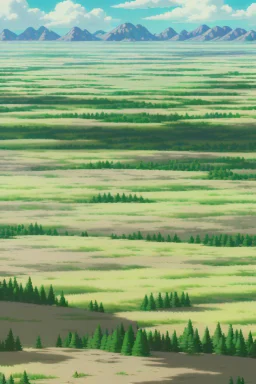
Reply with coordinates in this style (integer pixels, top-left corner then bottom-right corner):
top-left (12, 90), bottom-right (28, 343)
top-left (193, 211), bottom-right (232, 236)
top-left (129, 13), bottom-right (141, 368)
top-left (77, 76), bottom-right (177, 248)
top-left (1, 0), bottom-right (256, 33)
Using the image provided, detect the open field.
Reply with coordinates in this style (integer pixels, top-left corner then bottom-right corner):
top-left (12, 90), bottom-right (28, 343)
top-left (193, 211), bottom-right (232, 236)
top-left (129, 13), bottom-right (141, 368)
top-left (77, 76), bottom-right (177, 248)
top-left (1, 43), bottom-right (256, 383)
top-left (1, 349), bottom-right (256, 384)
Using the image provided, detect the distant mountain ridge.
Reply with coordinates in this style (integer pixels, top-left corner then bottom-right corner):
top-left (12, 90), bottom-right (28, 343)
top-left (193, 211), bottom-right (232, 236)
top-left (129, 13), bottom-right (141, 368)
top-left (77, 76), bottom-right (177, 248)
top-left (1, 23), bottom-right (256, 42)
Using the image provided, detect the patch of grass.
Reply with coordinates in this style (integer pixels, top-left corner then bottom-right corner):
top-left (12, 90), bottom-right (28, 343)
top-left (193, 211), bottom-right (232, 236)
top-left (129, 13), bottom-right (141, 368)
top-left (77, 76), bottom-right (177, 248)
top-left (12, 373), bottom-right (57, 380)
top-left (73, 372), bottom-right (91, 378)
top-left (116, 372), bottom-right (129, 376)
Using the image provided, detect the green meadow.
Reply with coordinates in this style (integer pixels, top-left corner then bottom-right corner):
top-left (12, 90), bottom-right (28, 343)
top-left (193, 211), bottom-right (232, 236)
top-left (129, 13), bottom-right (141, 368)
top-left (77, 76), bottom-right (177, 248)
top-left (1, 42), bottom-right (256, 348)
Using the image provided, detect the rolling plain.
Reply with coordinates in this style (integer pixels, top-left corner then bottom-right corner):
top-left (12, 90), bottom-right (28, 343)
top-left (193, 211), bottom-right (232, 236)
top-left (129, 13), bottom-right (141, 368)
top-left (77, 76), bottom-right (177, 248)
top-left (1, 42), bottom-right (256, 383)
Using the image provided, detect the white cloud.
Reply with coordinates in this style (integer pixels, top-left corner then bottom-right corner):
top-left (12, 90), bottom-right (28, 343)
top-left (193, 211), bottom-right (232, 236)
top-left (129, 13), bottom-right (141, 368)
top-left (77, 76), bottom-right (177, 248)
top-left (0, 0), bottom-right (113, 30)
top-left (43, 1), bottom-right (112, 29)
top-left (112, 0), bottom-right (179, 9)
top-left (0, 0), bottom-right (44, 29)
top-left (114, 0), bottom-right (256, 24)
top-left (232, 3), bottom-right (256, 18)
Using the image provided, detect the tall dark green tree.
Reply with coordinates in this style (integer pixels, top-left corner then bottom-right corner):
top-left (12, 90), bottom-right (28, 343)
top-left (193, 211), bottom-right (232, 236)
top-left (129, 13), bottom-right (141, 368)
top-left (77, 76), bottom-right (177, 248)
top-left (132, 330), bottom-right (150, 357)
top-left (202, 327), bottom-right (213, 354)
top-left (56, 335), bottom-right (62, 348)
top-left (91, 325), bottom-right (102, 349)
top-left (35, 336), bottom-right (43, 349)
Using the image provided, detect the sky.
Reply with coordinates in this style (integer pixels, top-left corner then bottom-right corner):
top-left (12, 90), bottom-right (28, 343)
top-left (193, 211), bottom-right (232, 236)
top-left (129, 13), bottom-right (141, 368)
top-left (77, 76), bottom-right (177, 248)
top-left (1, 0), bottom-right (256, 34)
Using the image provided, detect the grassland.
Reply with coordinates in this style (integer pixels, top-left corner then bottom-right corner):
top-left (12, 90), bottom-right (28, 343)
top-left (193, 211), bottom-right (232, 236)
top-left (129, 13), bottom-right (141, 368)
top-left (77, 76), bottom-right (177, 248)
top-left (0, 43), bottom-right (256, 383)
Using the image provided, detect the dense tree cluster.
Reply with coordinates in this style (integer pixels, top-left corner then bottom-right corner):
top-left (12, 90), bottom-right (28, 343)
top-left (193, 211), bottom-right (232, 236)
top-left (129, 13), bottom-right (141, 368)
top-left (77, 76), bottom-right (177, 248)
top-left (0, 329), bottom-right (22, 352)
top-left (55, 320), bottom-right (256, 360)
top-left (0, 223), bottom-right (59, 239)
top-left (88, 300), bottom-right (104, 313)
top-left (229, 378), bottom-right (245, 384)
top-left (112, 231), bottom-right (256, 248)
top-left (58, 324), bottom-right (150, 357)
top-left (0, 277), bottom-right (68, 307)
top-left (208, 169), bottom-right (256, 180)
top-left (112, 231), bottom-right (181, 243)
top-left (140, 292), bottom-right (191, 311)
top-left (79, 159), bottom-right (215, 172)
top-left (91, 193), bottom-right (149, 204)
top-left (0, 372), bottom-right (30, 384)
top-left (36, 111), bottom-right (240, 124)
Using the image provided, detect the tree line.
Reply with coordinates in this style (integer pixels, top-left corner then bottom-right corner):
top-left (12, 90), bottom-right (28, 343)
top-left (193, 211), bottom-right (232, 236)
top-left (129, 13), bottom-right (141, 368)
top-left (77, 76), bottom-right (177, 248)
top-left (0, 329), bottom-right (22, 352)
top-left (208, 169), bottom-right (256, 180)
top-left (29, 111), bottom-right (241, 124)
top-left (229, 378), bottom-right (245, 384)
top-left (0, 372), bottom-right (30, 384)
top-left (111, 231), bottom-right (256, 248)
top-left (0, 223), bottom-right (59, 239)
top-left (52, 320), bottom-right (256, 359)
top-left (0, 277), bottom-right (68, 307)
top-left (140, 292), bottom-right (191, 311)
top-left (88, 300), bottom-right (104, 313)
top-left (91, 193), bottom-right (150, 204)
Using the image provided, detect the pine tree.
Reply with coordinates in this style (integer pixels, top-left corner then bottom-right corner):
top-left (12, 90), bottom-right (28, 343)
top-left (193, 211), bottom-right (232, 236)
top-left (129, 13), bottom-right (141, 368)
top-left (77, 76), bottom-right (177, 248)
top-left (140, 295), bottom-right (149, 311)
top-left (88, 300), bottom-right (94, 311)
top-left (99, 302), bottom-right (104, 313)
top-left (180, 292), bottom-right (186, 307)
top-left (172, 292), bottom-right (180, 308)
top-left (1, 375), bottom-right (6, 384)
top-left (58, 291), bottom-right (68, 307)
top-left (187, 333), bottom-right (196, 354)
top-left (202, 327), bottom-right (213, 354)
top-left (162, 331), bottom-right (172, 352)
top-left (35, 336), bottom-right (43, 349)
top-left (100, 330), bottom-right (109, 350)
top-left (15, 336), bottom-right (23, 351)
top-left (64, 332), bottom-right (72, 348)
top-left (8, 375), bottom-right (14, 384)
top-left (155, 293), bottom-right (163, 310)
top-left (20, 371), bottom-right (30, 384)
top-left (226, 325), bottom-right (235, 356)
top-left (171, 331), bottom-right (179, 352)
top-left (105, 334), bottom-right (113, 352)
top-left (40, 286), bottom-right (47, 305)
top-left (91, 325), bottom-right (102, 349)
top-left (215, 335), bottom-right (227, 355)
top-left (229, 378), bottom-right (234, 384)
top-left (213, 323), bottom-right (222, 351)
top-left (163, 293), bottom-right (170, 309)
top-left (47, 285), bottom-right (55, 305)
top-left (110, 328), bottom-right (122, 353)
top-left (93, 300), bottom-right (99, 312)
top-left (193, 329), bottom-right (202, 353)
top-left (185, 293), bottom-right (191, 307)
top-left (5, 329), bottom-right (15, 351)
top-left (132, 330), bottom-right (150, 357)
top-left (56, 335), bottom-right (62, 348)
top-left (147, 293), bottom-right (156, 311)
top-left (235, 330), bottom-right (247, 357)
top-left (246, 331), bottom-right (254, 357)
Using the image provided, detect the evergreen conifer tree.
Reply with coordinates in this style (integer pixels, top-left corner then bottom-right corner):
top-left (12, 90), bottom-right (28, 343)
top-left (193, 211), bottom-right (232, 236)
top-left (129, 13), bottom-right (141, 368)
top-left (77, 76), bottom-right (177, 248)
top-left (35, 336), bottom-right (43, 349)
top-left (47, 285), bottom-right (55, 305)
top-left (5, 329), bottom-right (15, 351)
top-left (147, 293), bottom-right (156, 311)
top-left (193, 329), bottom-right (202, 353)
top-left (121, 326), bottom-right (135, 356)
top-left (163, 293), bottom-right (170, 309)
top-left (56, 335), bottom-right (62, 348)
top-left (99, 302), bottom-right (104, 313)
top-left (1, 375), bottom-right (6, 384)
top-left (155, 293), bottom-right (163, 310)
top-left (202, 327), bottom-right (213, 354)
top-left (215, 335), bottom-right (227, 355)
top-left (110, 328), bottom-right (122, 353)
top-left (226, 325), bottom-right (235, 356)
top-left (91, 325), bottom-right (102, 349)
top-left (15, 336), bottom-right (23, 351)
top-left (132, 330), bottom-right (150, 357)
top-left (100, 330), bottom-right (109, 350)
top-left (140, 295), bottom-right (149, 311)
top-left (213, 323), bottom-right (222, 351)
top-left (20, 371), bottom-right (30, 384)
top-left (8, 375), bottom-right (14, 384)
top-left (171, 331), bottom-right (179, 352)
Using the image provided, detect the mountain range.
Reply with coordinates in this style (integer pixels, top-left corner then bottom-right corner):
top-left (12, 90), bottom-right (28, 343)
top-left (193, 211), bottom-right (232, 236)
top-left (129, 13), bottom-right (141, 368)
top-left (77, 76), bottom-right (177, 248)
top-left (0, 24), bottom-right (256, 42)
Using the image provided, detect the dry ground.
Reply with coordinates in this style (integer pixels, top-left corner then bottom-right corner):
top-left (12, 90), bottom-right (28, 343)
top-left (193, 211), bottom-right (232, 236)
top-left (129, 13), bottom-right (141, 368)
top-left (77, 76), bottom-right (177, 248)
top-left (0, 349), bottom-right (255, 384)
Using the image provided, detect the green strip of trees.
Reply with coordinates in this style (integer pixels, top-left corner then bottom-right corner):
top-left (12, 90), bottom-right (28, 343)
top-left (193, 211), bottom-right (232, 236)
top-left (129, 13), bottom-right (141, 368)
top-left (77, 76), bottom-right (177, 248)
top-left (112, 231), bottom-right (256, 248)
top-left (91, 193), bottom-right (150, 203)
top-left (53, 320), bottom-right (256, 359)
top-left (140, 292), bottom-right (191, 311)
top-left (0, 277), bottom-right (68, 307)
top-left (0, 329), bottom-right (22, 352)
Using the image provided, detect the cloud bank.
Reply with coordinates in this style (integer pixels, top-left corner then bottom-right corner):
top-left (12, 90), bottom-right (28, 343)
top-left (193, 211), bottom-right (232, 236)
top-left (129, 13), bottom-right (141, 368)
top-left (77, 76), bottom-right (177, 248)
top-left (0, 0), bottom-right (113, 30)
